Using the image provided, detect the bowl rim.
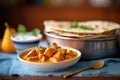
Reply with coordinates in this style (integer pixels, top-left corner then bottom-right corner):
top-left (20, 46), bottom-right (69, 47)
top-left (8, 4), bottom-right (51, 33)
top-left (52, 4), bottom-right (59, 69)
top-left (11, 32), bottom-right (42, 42)
top-left (17, 47), bottom-right (81, 65)
top-left (45, 32), bottom-right (118, 41)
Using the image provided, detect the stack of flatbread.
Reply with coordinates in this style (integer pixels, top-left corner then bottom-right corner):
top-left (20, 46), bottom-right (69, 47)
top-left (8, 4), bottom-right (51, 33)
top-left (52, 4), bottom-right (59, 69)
top-left (44, 20), bottom-right (120, 39)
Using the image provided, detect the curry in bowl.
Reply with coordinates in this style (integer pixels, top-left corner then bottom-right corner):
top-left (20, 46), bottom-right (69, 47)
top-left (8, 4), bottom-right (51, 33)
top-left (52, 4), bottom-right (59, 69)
top-left (20, 43), bottom-right (78, 63)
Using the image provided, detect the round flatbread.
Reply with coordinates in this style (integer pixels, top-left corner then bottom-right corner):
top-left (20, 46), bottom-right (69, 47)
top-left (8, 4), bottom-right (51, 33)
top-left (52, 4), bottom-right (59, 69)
top-left (44, 20), bottom-right (120, 38)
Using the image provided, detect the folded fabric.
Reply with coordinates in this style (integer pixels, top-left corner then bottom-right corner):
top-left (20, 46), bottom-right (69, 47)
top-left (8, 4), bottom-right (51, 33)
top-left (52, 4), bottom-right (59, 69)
top-left (0, 54), bottom-right (120, 77)
top-left (0, 41), bottom-right (120, 77)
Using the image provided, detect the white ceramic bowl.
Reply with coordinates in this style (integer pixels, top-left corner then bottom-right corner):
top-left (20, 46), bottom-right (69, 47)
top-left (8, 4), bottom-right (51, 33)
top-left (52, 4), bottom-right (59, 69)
top-left (17, 47), bottom-right (81, 72)
top-left (11, 32), bottom-right (42, 53)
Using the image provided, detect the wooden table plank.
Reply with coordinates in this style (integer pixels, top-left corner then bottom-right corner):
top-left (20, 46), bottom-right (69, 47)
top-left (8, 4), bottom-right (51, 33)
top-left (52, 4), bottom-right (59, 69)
top-left (0, 76), bottom-right (120, 80)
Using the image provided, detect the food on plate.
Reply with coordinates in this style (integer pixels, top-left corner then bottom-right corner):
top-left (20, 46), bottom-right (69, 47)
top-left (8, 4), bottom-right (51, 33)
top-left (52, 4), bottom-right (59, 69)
top-left (21, 42), bottom-right (78, 63)
top-left (44, 20), bottom-right (120, 38)
top-left (1, 22), bottom-right (16, 53)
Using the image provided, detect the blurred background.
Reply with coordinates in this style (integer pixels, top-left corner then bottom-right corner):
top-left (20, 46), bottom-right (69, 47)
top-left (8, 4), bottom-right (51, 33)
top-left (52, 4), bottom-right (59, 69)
top-left (0, 0), bottom-right (120, 39)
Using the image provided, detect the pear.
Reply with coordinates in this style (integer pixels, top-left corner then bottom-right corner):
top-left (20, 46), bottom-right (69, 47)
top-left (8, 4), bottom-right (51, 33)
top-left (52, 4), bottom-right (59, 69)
top-left (1, 22), bottom-right (16, 53)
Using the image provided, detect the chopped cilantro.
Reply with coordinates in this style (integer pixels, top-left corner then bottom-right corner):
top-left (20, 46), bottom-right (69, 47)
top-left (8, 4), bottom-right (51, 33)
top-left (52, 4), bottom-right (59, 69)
top-left (68, 21), bottom-right (94, 30)
top-left (32, 28), bottom-right (40, 36)
top-left (17, 24), bottom-right (26, 33)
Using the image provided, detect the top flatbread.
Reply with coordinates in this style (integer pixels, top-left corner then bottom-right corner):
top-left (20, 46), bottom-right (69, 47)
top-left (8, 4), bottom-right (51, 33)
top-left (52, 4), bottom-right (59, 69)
top-left (44, 20), bottom-right (120, 38)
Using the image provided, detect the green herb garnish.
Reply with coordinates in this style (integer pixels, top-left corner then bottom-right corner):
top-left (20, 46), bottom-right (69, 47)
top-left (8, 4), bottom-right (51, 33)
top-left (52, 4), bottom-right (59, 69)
top-left (17, 24), bottom-right (41, 36)
top-left (17, 24), bottom-right (26, 33)
top-left (32, 28), bottom-right (40, 36)
top-left (47, 45), bottom-right (59, 48)
top-left (69, 21), bottom-right (79, 28)
top-left (78, 25), bottom-right (94, 30)
top-left (47, 45), bottom-right (52, 48)
top-left (69, 21), bottom-right (94, 30)
top-left (36, 46), bottom-right (43, 48)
